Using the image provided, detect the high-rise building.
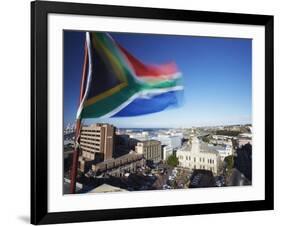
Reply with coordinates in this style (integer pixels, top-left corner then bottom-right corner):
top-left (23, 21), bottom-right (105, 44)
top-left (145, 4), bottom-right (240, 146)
top-left (79, 123), bottom-right (115, 172)
top-left (135, 140), bottom-right (162, 163)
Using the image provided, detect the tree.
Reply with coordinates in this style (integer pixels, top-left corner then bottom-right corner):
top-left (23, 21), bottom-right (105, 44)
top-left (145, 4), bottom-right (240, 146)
top-left (216, 130), bottom-right (240, 137)
top-left (224, 155), bottom-right (234, 171)
top-left (167, 155), bottom-right (179, 167)
top-left (202, 136), bottom-right (210, 143)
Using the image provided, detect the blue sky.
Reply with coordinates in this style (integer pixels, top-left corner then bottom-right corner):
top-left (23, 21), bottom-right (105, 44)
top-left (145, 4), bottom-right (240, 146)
top-left (64, 31), bottom-right (252, 128)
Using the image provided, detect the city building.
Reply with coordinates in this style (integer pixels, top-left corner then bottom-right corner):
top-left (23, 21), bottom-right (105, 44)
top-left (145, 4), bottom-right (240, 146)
top-left (91, 151), bottom-right (145, 177)
top-left (79, 123), bottom-right (115, 172)
top-left (216, 144), bottom-right (233, 161)
top-left (211, 135), bottom-right (233, 145)
top-left (80, 123), bottom-right (115, 160)
top-left (128, 131), bottom-right (149, 141)
top-left (64, 139), bottom-right (74, 147)
top-left (237, 133), bottom-right (252, 148)
top-left (176, 136), bottom-right (222, 175)
top-left (135, 140), bottom-right (162, 163)
top-left (153, 134), bottom-right (182, 150)
top-left (115, 134), bottom-right (139, 152)
top-left (162, 145), bottom-right (173, 161)
top-left (64, 123), bottom-right (76, 134)
top-left (78, 123), bottom-right (146, 176)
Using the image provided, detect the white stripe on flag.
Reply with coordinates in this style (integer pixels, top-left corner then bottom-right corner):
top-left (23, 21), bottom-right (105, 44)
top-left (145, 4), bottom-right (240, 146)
top-left (99, 85), bottom-right (184, 118)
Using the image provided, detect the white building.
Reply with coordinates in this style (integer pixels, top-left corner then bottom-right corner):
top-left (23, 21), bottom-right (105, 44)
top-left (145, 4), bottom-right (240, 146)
top-left (215, 145), bottom-right (233, 161)
top-left (176, 136), bottom-right (222, 175)
top-left (153, 134), bottom-right (182, 150)
top-left (162, 145), bottom-right (173, 161)
top-left (129, 132), bottom-right (149, 141)
top-left (64, 123), bottom-right (76, 134)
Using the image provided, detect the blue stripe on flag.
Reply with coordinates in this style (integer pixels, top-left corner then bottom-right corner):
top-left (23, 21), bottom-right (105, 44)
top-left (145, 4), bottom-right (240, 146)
top-left (111, 90), bottom-right (183, 117)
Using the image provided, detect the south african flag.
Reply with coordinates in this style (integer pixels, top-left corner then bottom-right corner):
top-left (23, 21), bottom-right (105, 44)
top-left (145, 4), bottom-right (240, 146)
top-left (76, 32), bottom-right (184, 119)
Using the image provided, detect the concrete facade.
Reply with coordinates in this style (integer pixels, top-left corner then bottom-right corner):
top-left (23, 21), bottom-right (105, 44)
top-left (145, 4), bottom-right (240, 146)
top-left (79, 123), bottom-right (115, 172)
top-left (162, 145), bottom-right (173, 161)
top-left (78, 123), bottom-right (146, 175)
top-left (92, 151), bottom-right (145, 177)
top-left (135, 140), bottom-right (162, 163)
top-left (80, 123), bottom-right (115, 161)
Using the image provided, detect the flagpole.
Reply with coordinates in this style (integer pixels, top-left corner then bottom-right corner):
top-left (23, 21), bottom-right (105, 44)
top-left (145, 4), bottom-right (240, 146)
top-left (70, 40), bottom-right (88, 194)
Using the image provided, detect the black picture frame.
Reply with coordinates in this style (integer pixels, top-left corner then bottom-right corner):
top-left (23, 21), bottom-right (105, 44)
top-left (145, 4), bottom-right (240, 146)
top-left (31, 0), bottom-right (274, 224)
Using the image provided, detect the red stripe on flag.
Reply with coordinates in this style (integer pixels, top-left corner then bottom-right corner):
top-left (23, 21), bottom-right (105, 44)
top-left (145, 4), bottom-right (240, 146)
top-left (118, 44), bottom-right (179, 77)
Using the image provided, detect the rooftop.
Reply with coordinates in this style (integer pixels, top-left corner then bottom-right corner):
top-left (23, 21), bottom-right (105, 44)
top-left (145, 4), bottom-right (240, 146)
top-left (178, 141), bottom-right (219, 155)
top-left (90, 183), bottom-right (127, 193)
top-left (137, 140), bottom-right (161, 145)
